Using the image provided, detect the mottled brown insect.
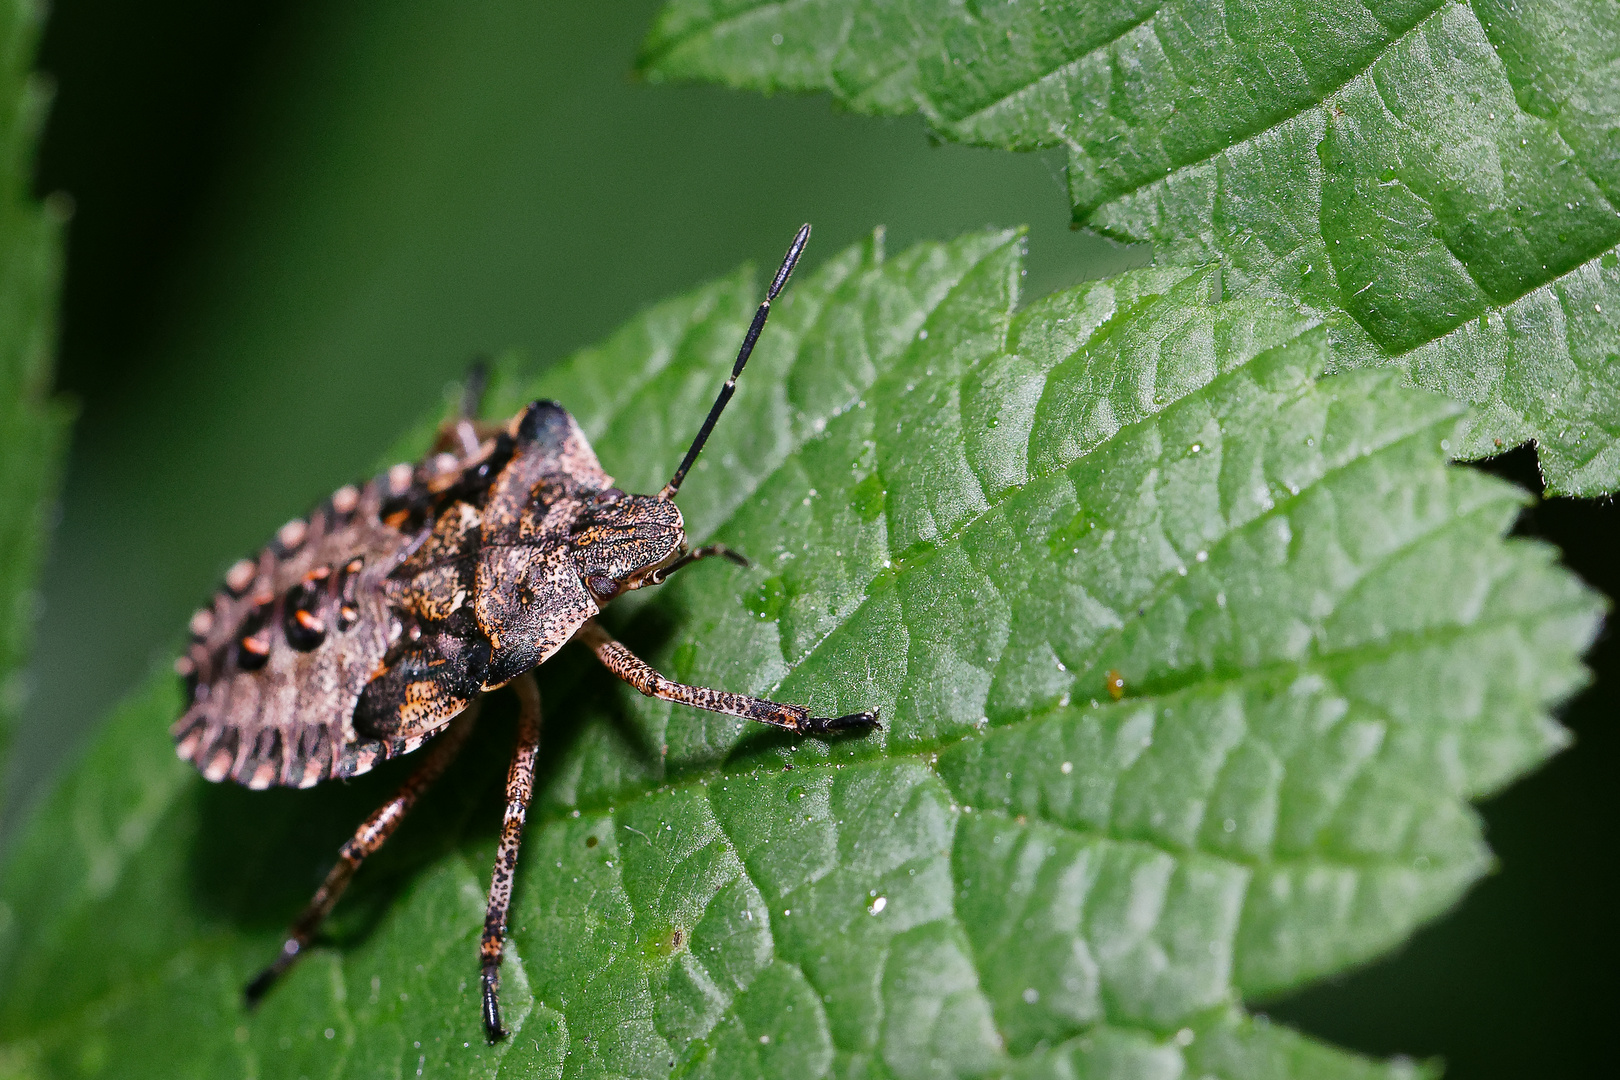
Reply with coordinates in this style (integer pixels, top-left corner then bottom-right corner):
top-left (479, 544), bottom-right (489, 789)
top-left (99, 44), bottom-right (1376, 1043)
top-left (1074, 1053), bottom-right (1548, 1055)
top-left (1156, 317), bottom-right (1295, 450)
top-left (171, 225), bottom-right (878, 1042)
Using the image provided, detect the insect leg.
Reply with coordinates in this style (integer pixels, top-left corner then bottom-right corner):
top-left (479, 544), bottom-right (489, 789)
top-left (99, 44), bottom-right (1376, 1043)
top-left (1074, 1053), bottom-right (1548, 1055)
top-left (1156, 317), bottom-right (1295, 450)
top-left (244, 701), bottom-right (481, 1005)
top-left (433, 357), bottom-right (505, 456)
top-left (480, 670), bottom-right (541, 1043)
top-left (577, 621), bottom-right (878, 735)
top-left (649, 542), bottom-right (749, 584)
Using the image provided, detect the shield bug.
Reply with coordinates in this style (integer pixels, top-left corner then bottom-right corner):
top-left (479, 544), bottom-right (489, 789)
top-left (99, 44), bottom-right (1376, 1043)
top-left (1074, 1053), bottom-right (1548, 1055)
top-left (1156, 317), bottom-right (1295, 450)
top-left (171, 224), bottom-right (878, 1042)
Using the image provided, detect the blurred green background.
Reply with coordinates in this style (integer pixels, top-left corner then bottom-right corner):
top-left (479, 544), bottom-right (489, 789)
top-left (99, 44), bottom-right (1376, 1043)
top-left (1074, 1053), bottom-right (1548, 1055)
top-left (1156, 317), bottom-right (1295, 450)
top-left (8, 1), bottom-right (1617, 1077)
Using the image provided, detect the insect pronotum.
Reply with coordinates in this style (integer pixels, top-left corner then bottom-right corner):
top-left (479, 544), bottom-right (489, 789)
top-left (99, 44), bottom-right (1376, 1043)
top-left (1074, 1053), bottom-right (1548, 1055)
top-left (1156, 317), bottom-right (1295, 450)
top-left (171, 224), bottom-right (879, 1042)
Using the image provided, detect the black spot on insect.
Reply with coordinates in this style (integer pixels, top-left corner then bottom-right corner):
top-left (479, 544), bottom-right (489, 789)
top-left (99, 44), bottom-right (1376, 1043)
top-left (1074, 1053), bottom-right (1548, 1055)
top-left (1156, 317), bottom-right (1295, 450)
top-left (283, 574), bottom-right (329, 651)
top-left (285, 607), bottom-right (326, 651)
top-left (234, 593), bottom-right (275, 670)
top-left (186, 225), bottom-right (878, 1045)
top-left (335, 557), bottom-right (364, 631)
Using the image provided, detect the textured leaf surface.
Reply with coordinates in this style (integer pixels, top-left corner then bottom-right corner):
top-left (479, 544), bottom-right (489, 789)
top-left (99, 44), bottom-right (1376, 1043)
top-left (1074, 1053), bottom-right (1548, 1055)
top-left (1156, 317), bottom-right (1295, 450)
top-left (642, 0), bottom-right (1620, 495)
top-left (0, 232), bottom-right (1599, 1078)
top-left (0, 0), bottom-right (68, 783)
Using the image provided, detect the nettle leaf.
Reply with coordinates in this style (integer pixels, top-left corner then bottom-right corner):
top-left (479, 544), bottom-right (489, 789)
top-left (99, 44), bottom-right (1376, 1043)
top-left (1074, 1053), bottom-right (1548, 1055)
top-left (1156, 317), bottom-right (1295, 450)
top-left (0, 0), bottom-right (69, 779)
top-left (641, 0), bottom-right (1620, 496)
top-left (0, 232), bottom-right (1600, 1079)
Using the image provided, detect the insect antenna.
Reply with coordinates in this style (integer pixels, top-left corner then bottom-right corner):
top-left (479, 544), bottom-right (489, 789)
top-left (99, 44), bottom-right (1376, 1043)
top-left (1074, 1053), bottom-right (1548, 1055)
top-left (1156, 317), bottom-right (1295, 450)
top-left (659, 223), bottom-right (811, 501)
top-left (458, 357), bottom-right (491, 421)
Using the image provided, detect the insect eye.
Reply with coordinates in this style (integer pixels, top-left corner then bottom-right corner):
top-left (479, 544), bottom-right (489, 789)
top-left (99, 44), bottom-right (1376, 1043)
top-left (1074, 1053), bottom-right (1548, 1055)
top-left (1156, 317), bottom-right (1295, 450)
top-left (587, 576), bottom-right (620, 602)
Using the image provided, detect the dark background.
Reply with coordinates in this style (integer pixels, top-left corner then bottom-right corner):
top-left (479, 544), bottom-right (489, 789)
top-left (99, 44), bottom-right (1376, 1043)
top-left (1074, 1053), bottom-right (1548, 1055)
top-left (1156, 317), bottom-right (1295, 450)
top-left (9, 1), bottom-right (1616, 1077)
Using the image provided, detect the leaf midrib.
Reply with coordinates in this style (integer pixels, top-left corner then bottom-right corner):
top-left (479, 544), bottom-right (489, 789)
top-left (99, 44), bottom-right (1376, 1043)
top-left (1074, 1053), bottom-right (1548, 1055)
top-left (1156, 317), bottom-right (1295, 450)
top-left (0, 534), bottom-right (1563, 1057)
top-left (554, 511), bottom-right (1574, 873)
top-left (499, 702), bottom-right (1482, 1068)
top-left (0, 357), bottom-right (1493, 1063)
top-left (563, 569), bottom-right (1569, 833)
top-left (1085, 4), bottom-right (1620, 336)
top-left (745, 361), bottom-right (1450, 713)
top-left (1021, 0), bottom-right (1452, 207)
top-left (941, 1), bottom-right (1169, 134)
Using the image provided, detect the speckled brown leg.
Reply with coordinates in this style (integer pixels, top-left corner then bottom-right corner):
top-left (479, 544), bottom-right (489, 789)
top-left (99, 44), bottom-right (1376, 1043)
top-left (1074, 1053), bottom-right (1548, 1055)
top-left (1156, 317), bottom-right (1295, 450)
top-left (245, 700), bottom-right (481, 1005)
top-left (479, 671), bottom-right (541, 1043)
top-left (577, 621), bottom-right (878, 734)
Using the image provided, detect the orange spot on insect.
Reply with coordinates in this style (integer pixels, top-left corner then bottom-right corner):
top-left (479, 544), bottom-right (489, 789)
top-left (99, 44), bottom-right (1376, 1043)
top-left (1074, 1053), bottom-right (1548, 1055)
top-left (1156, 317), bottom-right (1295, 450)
top-left (1105, 670), bottom-right (1126, 701)
top-left (295, 609), bottom-right (325, 634)
top-left (240, 635), bottom-right (271, 657)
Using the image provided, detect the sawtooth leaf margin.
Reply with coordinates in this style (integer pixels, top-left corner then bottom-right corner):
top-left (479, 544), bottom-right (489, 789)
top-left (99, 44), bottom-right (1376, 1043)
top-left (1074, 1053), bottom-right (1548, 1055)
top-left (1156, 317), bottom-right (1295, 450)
top-left (0, 232), bottom-right (1599, 1080)
top-left (641, 0), bottom-right (1620, 496)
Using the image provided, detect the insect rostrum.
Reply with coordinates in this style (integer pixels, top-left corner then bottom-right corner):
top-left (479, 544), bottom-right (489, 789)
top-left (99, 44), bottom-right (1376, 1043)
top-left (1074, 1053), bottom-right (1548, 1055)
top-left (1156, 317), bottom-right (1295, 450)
top-left (169, 224), bottom-right (879, 1043)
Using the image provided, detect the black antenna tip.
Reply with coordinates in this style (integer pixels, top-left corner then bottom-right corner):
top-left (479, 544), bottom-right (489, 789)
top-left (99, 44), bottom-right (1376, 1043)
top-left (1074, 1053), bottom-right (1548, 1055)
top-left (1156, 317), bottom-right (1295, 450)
top-left (658, 222), bottom-right (812, 501)
top-left (768, 223), bottom-right (812, 300)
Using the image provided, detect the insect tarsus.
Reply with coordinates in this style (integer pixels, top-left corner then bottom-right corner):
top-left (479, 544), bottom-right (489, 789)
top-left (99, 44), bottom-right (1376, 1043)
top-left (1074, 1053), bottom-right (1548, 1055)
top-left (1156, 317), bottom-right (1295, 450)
top-left (221, 224), bottom-right (877, 1045)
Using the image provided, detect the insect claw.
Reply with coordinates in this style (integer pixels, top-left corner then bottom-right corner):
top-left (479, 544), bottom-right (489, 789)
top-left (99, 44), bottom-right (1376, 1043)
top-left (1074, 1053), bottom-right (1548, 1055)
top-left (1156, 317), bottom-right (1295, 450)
top-left (244, 936), bottom-right (303, 1005)
top-left (482, 964), bottom-right (507, 1042)
top-left (244, 963), bottom-right (280, 1006)
top-left (183, 229), bottom-right (869, 1041)
top-left (243, 971), bottom-right (273, 1007)
top-left (806, 707), bottom-right (882, 734)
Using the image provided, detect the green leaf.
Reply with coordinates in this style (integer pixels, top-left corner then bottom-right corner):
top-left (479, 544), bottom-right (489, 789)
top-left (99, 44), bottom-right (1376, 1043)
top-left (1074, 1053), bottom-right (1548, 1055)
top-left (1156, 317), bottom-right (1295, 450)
top-left (641, 0), bottom-right (1620, 496)
top-left (0, 0), bottom-right (69, 782)
top-left (0, 231), bottom-right (1598, 1078)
